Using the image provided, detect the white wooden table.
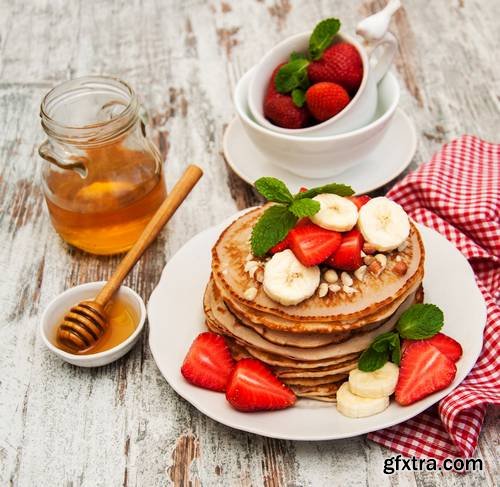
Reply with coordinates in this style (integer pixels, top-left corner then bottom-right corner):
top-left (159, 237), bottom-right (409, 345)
top-left (0, 1), bottom-right (498, 485)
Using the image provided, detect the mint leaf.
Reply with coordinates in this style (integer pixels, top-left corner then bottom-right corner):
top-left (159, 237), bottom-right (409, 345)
top-left (290, 51), bottom-right (308, 61)
top-left (275, 59), bottom-right (310, 93)
top-left (288, 198), bottom-right (320, 218)
top-left (309, 18), bottom-right (341, 60)
top-left (295, 183), bottom-right (354, 200)
top-left (255, 177), bottom-right (294, 204)
top-left (391, 337), bottom-right (401, 365)
top-left (358, 347), bottom-right (388, 372)
top-left (291, 88), bottom-right (306, 107)
top-left (397, 304), bottom-right (444, 339)
top-left (371, 332), bottom-right (399, 353)
top-left (251, 205), bottom-right (297, 257)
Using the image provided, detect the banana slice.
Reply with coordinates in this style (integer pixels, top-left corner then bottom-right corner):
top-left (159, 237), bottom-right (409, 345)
top-left (358, 197), bottom-right (410, 252)
top-left (348, 362), bottom-right (399, 399)
top-left (310, 194), bottom-right (358, 232)
top-left (263, 249), bottom-right (320, 306)
top-left (336, 382), bottom-right (389, 418)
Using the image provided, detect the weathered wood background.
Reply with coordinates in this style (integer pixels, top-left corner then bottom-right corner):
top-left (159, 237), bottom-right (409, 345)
top-left (0, 0), bottom-right (498, 485)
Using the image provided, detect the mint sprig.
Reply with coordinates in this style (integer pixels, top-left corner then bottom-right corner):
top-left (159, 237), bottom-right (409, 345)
top-left (397, 304), bottom-right (444, 339)
top-left (309, 18), bottom-right (341, 60)
top-left (250, 177), bottom-right (354, 256)
top-left (275, 59), bottom-right (310, 94)
top-left (274, 17), bottom-right (341, 106)
top-left (291, 88), bottom-right (306, 108)
top-left (358, 304), bottom-right (445, 372)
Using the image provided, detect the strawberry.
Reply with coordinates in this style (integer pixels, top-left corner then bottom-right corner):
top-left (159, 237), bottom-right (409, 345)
top-left (307, 42), bottom-right (363, 95)
top-left (299, 187), bottom-right (308, 193)
top-left (349, 195), bottom-right (371, 210)
top-left (264, 64), bottom-right (310, 129)
top-left (326, 229), bottom-right (363, 271)
top-left (181, 332), bottom-right (235, 392)
top-left (405, 333), bottom-right (463, 363)
top-left (288, 221), bottom-right (342, 266)
top-left (395, 341), bottom-right (457, 406)
top-left (305, 82), bottom-right (350, 122)
top-left (226, 358), bottom-right (296, 411)
top-left (270, 235), bottom-right (290, 254)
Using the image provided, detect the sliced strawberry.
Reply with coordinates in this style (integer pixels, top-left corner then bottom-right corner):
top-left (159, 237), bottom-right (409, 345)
top-left (349, 195), bottom-right (371, 210)
top-left (395, 341), bottom-right (457, 406)
top-left (405, 333), bottom-right (463, 362)
top-left (181, 332), bottom-right (235, 392)
top-left (326, 229), bottom-right (363, 271)
top-left (270, 235), bottom-right (290, 254)
top-left (226, 358), bottom-right (296, 412)
top-left (288, 222), bottom-right (342, 266)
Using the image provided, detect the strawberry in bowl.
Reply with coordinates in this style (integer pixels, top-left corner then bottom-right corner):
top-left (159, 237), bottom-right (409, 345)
top-left (248, 14), bottom-right (398, 136)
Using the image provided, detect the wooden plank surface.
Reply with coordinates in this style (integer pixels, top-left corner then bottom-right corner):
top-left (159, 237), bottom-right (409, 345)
top-left (0, 0), bottom-right (498, 485)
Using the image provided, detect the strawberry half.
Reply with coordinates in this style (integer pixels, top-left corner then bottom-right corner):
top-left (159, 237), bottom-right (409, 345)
top-left (288, 222), bottom-right (342, 266)
top-left (395, 341), bottom-right (457, 406)
top-left (326, 229), bottom-right (363, 271)
top-left (349, 195), bottom-right (371, 210)
top-left (181, 332), bottom-right (235, 392)
top-left (226, 358), bottom-right (296, 412)
top-left (405, 333), bottom-right (463, 363)
top-left (269, 235), bottom-right (290, 254)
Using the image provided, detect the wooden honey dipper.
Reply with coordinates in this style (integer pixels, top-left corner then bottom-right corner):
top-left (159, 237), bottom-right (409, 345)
top-left (57, 165), bottom-right (203, 353)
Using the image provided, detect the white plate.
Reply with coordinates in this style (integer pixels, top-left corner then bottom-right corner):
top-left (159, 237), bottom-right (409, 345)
top-left (148, 211), bottom-right (486, 441)
top-left (223, 109), bottom-right (417, 194)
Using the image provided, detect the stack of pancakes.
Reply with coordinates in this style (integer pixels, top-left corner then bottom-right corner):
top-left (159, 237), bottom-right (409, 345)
top-left (205, 207), bottom-right (425, 402)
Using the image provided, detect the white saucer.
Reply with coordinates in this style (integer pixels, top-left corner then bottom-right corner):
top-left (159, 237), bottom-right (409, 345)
top-left (223, 108), bottom-right (417, 194)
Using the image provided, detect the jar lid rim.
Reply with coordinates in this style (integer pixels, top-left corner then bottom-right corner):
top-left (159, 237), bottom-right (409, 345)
top-left (40, 76), bottom-right (139, 141)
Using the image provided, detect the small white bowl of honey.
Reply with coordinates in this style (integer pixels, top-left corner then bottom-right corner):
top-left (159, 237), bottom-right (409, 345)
top-left (40, 281), bottom-right (146, 367)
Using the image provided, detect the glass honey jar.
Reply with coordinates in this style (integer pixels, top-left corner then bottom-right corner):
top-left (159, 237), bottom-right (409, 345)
top-left (39, 76), bottom-right (167, 255)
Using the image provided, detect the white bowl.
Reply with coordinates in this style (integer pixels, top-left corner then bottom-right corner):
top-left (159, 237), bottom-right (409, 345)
top-left (235, 66), bottom-right (400, 178)
top-left (40, 282), bottom-right (146, 367)
top-left (248, 31), bottom-right (397, 137)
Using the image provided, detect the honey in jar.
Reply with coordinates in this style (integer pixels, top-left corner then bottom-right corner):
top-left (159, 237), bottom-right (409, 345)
top-left (39, 76), bottom-right (167, 255)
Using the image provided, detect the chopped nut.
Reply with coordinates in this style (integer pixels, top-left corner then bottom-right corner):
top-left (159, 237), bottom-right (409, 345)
top-left (374, 253), bottom-right (387, 268)
top-left (343, 285), bottom-right (357, 294)
top-left (360, 250), bottom-right (367, 258)
top-left (395, 255), bottom-right (402, 262)
top-left (341, 272), bottom-right (353, 287)
top-left (363, 242), bottom-right (377, 255)
top-left (354, 265), bottom-right (367, 281)
top-left (393, 261), bottom-right (408, 276)
top-left (324, 269), bottom-right (338, 284)
top-left (318, 282), bottom-right (329, 298)
top-left (245, 254), bottom-right (254, 261)
top-left (363, 255), bottom-right (375, 265)
top-left (244, 287), bottom-right (258, 300)
top-left (329, 284), bottom-right (341, 293)
top-left (368, 260), bottom-right (383, 276)
top-left (254, 267), bottom-right (264, 283)
top-left (244, 260), bottom-right (259, 273)
top-left (397, 240), bottom-right (408, 252)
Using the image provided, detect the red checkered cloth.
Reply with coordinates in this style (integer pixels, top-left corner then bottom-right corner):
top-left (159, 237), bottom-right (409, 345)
top-left (368, 135), bottom-right (500, 461)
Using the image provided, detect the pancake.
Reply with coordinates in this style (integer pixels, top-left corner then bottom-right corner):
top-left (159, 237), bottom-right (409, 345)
top-left (205, 279), bottom-right (417, 361)
top-left (281, 374), bottom-right (348, 386)
top-left (217, 274), bottom-right (423, 334)
top-left (209, 277), bottom-right (397, 348)
top-left (212, 206), bottom-right (425, 324)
